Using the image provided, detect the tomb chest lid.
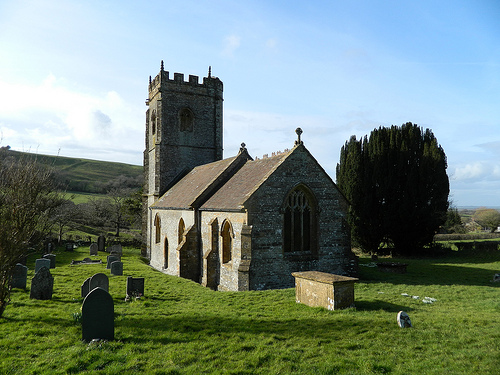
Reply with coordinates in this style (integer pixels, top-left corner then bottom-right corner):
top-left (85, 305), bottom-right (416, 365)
top-left (292, 271), bottom-right (358, 285)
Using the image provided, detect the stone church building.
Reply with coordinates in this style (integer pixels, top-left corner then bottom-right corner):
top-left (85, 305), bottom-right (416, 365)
top-left (143, 62), bottom-right (357, 291)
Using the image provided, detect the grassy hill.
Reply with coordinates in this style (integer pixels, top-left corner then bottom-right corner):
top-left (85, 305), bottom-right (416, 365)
top-left (1, 149), bottom-right (143, 194)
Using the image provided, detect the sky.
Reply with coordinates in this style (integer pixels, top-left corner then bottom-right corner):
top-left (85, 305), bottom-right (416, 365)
top-left (0, 0), bottom-right (499, 207)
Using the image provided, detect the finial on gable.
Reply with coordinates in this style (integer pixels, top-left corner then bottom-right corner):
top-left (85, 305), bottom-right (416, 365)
top-left (161, 60), bottom-right (164, 71)
top-left (208, 66), bottom-right (212, 78)
top-left (149, 75), bottom-right (152, 84)
top-left (239, 142), bottom-right (246, 153)
top-left (295, 127), bottom-right (303, 145)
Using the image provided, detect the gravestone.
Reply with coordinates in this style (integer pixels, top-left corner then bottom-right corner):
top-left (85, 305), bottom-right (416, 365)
top-left (43, 253), bottom-right (56, 268)
top-left (11, 263), bottom-right (28, 289)
top-left (110, 261), bottom-right (123, 276)
top-left (106, 256), bottom-right (120, 269)
top-left (89, 273), bottom-right (109, 292)
top-left (97, 235), bottom-right (106, 252)
top-left (35, 258), bottom-right (51, 274)
top-left (89, 243), bottom-right (98, 256)
top-left (30, 266), bottom-right (54, 300)
top-left (65, 242), bottom-right (74, 251)
top-left (108, 244), bottom-right (122, 256)
top-left (397, 311), bottom-right (412, 328)
top-left (82, 287), bottom-right (114, 341)
top-left (81, 277), bottom-right (91, 298)
top-left (126, 277), bottom-right (145, 297)
top-left (46, 242), bottom-right (54, 253)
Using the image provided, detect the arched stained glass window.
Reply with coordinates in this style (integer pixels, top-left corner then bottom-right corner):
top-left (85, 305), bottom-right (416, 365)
top-left (283, 187), bottom-right (316, 253)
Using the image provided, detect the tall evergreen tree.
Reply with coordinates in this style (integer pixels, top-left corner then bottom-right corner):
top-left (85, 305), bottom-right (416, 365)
top-left (336, 123), bottom-right (449, 255)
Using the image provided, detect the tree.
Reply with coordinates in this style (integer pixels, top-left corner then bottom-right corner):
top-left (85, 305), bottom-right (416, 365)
top-left (0, 154), bottom-right (64, 318)
top-left (442, 206), bottom-right (466, 234)
top-left (336, 123), bottom-right (449, 255)
top-left (50, 199), bottom-right (77, 243)
top-left (473, 208), bottom-right (500, 233)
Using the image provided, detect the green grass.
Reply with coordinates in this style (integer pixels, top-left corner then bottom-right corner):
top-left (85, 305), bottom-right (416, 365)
top-left (2, 248), bottom-right (499, 374)
top-left (67, 192), bottom-right (108, 204)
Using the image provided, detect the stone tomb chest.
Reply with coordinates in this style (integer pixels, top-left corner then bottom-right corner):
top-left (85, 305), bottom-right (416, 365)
top-left (292, 271), bottom-right (358, 310)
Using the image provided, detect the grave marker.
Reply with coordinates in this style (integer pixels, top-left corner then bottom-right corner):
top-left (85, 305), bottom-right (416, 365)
top-left (81, 277), bottom-right (91, 298)
top-left (82, 287), bottom-right (114, 341)
top-left (43, 253), bottom-right (56, 268)
top-left (97, 235), bottom-right (106, 252)
top-left (30, 266), bottom-right (54, 300)
top-left (126, 277), bottom-right (145, 297)
top-left (89, 273), bottom-right (109, 292)
top-left (11, 263), bottom-right (28, 289)
top-left (89, 243), bottom-right (98, 256)
top-left (397, 311), bottom-right (412, 328)
top-left (35, 258), bottom-right (51, 274)
top-left (106, 255), bottom-right (120, 269)
top-left (110, 261), bottom-right (123, 276)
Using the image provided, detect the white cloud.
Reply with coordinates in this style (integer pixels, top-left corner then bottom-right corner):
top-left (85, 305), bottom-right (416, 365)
top-left (0, 75), bottom-right (143, 164)
top-left (222, 35), bottom-right (241, 57)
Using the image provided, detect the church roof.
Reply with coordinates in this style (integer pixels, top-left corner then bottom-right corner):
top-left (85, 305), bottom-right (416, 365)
top-left (152, 155), bottom-right (239, 210)
top-left (200, 149), bottom-right (292, 211)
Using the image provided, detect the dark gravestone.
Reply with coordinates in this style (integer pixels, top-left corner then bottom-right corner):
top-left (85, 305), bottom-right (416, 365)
top-left (82, 287), bottom-right (114, 341)
top-left (97, 235), bottom-right (106, 252)
top-left (126, 277), bottom-right (145, 297)
top-left (46, 242), bottom-right (54, 253)
top-left (35, 258), bottom-right (51, 274)
top-left (90, 273), bottom-right (109, 293)
top-left (30, 267), bottom-right (54, 300)
top-left (106, 256), bottom-right (120, 269)
top-left (65, 242), bottom-right (74, 252)
top-left (43, 254), bottom-right (56, 268)
top-left (81, 277), bottom-right (91, 298)
top-left (110, 261), bottom-right (123, 276)
top-left (11, 263), bottom-right (28, 289)
top-left (89, 243), bottom-right (98, 256)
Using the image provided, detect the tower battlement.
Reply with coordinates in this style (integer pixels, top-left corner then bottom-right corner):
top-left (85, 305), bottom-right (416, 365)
top-left (147, 61), bottom-right (223, 102)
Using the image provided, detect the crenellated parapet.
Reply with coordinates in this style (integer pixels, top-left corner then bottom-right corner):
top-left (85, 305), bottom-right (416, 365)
top-left (147, 61), bottom-right (223, 104)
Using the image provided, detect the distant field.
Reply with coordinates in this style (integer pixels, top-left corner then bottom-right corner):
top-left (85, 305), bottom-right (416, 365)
top-left (67, 191), bottom-right (108, 204)
top-left (2, 149), bottom-right (142, 194)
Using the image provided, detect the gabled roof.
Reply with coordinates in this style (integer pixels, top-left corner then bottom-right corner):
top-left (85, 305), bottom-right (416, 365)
top-left (200, 149), bottom-right (293, 211)
top-left (152, 147), bottom-right (251, 210)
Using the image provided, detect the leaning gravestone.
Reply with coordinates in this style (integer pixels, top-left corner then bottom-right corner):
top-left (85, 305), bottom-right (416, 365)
top-left (82, 287), bottom-right (114, 341)
top-left (110, 261), bottom-right (123, 276)
top-left (97, 235), bottom-right (106, 252)
top-left (11, 263), bottom-right (28, 289)
top-left (106, 256), bottom-right (120, 269)
top-left (43, 254), bottom-right (56, 268)
top-left (30, 266), bottom-right (54, 300)
top-left (35, 258), bottom-right (51, 274)
top-left (89, 243), bottom-right (98, 256)
top-left (397, 311), bottom-right (412, 328)
top-left (89, 273), bottom-right (109, 293)
top-left (126, 277), bottom-right (145, 298)
top-left (81, 277), bottom-right (91, 298)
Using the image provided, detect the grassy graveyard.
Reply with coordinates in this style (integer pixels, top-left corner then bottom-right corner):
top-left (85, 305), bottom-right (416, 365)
top-left (1, 246), bottom-right (499, 374)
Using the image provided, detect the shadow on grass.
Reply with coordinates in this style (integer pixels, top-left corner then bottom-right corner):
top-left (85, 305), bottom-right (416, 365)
top-left (360, 259), bottom-right (500, 287)
top-left (116, 313), bottom-right (378, 345)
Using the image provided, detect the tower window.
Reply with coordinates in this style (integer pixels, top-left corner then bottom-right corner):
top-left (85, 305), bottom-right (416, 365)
top-left (283, 186), bottom-right (316, 253)
top-left (179, 108), bottom-right (194, 132)
top-left (151, 110), bottom-right (157, 135)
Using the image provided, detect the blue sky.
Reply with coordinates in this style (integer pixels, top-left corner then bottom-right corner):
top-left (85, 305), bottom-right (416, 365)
top-left (0, 0), bottom-right (499, 207)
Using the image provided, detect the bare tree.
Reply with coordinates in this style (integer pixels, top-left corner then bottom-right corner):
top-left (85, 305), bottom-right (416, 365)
top-left (0, 153), bottom-right (64, 318)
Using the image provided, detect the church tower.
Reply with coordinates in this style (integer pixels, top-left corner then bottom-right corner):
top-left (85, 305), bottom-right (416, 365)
top-left (143, 62), bottom-right (223, 256)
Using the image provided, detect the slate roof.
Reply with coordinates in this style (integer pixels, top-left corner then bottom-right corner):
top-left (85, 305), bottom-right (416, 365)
top-left (200, 150), bottom-right (292, 211)
top-left (152, 156), bottom-right (239, 209)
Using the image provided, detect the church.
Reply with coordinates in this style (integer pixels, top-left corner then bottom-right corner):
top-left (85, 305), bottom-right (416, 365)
top-left (143, 62), bottom-right (358, 291)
